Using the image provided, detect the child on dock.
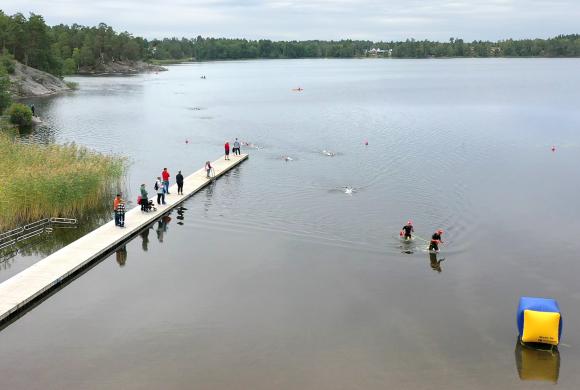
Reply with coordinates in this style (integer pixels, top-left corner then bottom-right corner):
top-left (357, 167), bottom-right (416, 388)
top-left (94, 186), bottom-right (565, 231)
top-left (113, 194), bottom-right (125, 227)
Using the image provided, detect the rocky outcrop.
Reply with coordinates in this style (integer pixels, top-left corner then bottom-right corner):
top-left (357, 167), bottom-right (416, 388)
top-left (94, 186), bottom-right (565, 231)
top-left (9, 62), bottom-right (71, 98)
top-left (78, 60), bottom-right (167, 75)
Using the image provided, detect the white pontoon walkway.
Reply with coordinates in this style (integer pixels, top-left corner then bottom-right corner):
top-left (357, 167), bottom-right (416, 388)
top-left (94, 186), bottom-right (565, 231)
top-left (0, 154), bottom-right (248, 323)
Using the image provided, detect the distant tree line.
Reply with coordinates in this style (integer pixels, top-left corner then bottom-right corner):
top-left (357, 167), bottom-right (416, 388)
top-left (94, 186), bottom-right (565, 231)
top-left (1, 10), bottom-right (580, 77)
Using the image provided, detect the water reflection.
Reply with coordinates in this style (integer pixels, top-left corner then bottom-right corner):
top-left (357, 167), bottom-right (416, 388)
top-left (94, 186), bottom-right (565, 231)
top-left (515, 340), bottom-right (560, 383)
top-left (138, 227), bottom-right (150, 252)
top-left (429, 252), bottom-right (445, 273)
top-left (115, 245), bottom-right (127, 267)
top-left (204, 181), bottom-right (216, 212)
top-left (176, 206), bottom-right (186, 225)
top-left (156, 215), bottom-right (172, 243)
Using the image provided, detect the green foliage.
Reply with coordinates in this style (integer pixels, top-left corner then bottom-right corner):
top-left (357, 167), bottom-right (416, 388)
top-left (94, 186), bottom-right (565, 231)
top-left (0, 132), bottom-right (127, 230)
top-left (62, 57), bottom-right (76, 74)
top-left (65, 81), bottom-right (79, 90)
top-left (0, 9), bottom-right (579, 77)
top-left (6, 102), bottom-right (32, 127)
top-left (0, 51), bottom-right (15, 73)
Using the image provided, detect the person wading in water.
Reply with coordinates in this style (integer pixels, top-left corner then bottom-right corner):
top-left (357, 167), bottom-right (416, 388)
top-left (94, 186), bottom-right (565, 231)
top-left (400, 220), bottom-right (414, 240)
top-left (429, 229), bottom-right (444, 252)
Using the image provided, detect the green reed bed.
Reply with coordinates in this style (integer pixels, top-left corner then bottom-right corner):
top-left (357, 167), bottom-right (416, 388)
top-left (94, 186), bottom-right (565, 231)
top-left (0, 133), bottom-right (126, 230)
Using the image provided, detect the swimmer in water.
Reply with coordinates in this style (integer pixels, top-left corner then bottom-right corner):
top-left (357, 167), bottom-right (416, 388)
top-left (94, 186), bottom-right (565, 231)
top-left (343, 186), bottom-right (354, 195)
top-left (400, 220), bottom-right (414, 240)
top-left (429, 229), bottom-right (444, 252)
top-left (322, 150), bottom-right (336, 157)
top-left (283, 156), bottom-right (293, 161)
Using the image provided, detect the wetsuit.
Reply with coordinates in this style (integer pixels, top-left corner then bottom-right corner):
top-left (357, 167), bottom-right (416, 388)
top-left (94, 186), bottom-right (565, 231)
top-left (429, 232), bottom-right (442, 251)
top-left (402, 225), bottom-right (414, 239)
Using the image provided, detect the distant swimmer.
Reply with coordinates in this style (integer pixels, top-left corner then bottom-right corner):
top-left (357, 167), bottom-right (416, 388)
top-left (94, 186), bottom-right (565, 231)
top-left (242, 141), bottom-right (261, 149)
top-left (283, 156), bottom-right (293, 161)
top-left (400, 220), bottom-right (414, 240)
top-left (429, 229), bottom-right (444, 252)
top-left (292, 87), bottom-right (304, 92)
top-left (343, 186), bottom-right (354, 195)
top-left (322, 150), bottom-right (336, 157)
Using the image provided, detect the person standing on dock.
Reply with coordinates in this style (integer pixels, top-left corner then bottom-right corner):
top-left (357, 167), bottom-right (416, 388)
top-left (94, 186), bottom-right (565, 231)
top-left (140, 184), bottom-right (149, 211)
top-left (205, 161), bottom-right (213, 178)
top-left (155, 177), bottom-right (166, 205)
top-left (113, 194), bottom-right (125, 227)
top-left (224, 141), bottom-right (230, 160)
top-left (162, 168), bottom-right (171, 194)
top-left (176, 170), bottom-right (184, 195)
top-left (233, 138), bottom-right (241, 155)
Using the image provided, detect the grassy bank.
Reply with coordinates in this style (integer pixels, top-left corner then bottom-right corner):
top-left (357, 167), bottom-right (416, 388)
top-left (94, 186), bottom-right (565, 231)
top-left (0, 133), bottom-right (126, 230)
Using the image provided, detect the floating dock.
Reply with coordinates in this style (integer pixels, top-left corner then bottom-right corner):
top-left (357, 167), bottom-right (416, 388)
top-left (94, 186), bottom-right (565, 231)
top-left (0, 154), bottom-right (248, 323)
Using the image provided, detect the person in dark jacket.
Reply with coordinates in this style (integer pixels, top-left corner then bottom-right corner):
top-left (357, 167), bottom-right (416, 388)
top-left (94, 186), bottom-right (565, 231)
top-left (176, 170), bottom-right (184, 195)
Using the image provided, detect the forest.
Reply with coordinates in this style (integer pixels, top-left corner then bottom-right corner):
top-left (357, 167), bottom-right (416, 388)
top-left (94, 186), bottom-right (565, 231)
top-left (1, 10), bottom-right (580, 77)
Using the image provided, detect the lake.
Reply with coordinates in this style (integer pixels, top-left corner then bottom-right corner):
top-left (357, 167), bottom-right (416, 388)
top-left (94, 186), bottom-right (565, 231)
top-left (1, 58), bottom-right (580, 389)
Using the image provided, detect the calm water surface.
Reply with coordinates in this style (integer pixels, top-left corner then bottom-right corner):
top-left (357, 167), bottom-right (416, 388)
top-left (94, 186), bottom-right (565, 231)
top-left (1, 59), bottom-right (580, 389)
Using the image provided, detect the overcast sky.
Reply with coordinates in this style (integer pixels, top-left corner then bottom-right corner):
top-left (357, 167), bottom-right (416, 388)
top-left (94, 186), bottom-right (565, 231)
top-left (1, 0), bottom-right (577, 41)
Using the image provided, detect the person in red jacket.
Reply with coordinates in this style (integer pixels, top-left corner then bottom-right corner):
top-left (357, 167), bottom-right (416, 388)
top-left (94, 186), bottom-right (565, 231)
top-left (224, 141), bottom-right (230, 160)
top-left (161, 168), bottom-right (170, 194)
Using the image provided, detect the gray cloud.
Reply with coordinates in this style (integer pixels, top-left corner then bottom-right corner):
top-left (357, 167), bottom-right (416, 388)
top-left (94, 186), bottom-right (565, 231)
top-left (1, 0), bottom-right (577, 41)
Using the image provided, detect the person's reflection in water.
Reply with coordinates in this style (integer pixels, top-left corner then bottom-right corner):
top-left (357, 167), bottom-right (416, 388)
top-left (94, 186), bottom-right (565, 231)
top-left (204, 181), bottom-right (215, 212)
top-left (176, 206), bottom-right (186, 225)
top-left (140, 226), bottom-right (151, 252)
top-left (515, 339), bottom-right (560, 383)
top-left (116, 245), bottom-right (127, 267)
top-left (429, 252), bottom-right (445, 273)
top-left (156, 215), bottom-right (172, 243)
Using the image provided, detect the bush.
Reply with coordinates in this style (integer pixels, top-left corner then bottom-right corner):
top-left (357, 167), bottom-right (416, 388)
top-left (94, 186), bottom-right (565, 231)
top-left (0, 52), bottom-right (16, 74)
top-left (6, 103), bottom-right (33, 127)
top-left (65, 81), bottom-right (79, 90)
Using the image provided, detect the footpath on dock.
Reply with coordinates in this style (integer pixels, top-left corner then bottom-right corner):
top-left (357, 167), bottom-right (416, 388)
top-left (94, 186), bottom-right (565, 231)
top-left (0, 154), bottom-right (248, 323)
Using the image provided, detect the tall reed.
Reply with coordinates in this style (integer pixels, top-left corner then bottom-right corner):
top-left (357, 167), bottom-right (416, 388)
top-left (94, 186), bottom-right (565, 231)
top-left (0, 133), bottom-right (126, 230)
